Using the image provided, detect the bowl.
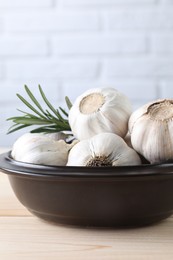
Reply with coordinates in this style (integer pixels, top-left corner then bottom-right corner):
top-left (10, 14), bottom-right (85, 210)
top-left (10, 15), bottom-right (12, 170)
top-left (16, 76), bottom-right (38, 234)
top-left (1, 151), bottom-right (173, 228)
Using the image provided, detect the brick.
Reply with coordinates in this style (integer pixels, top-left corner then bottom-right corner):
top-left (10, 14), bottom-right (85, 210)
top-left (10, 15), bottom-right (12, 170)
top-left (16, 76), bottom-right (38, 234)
top-left (151, 34), bottom-right (173, 53)
top-left (0, 80), bottom-right (62, 102)
top-left (108, 9), bottom-right (173, 30)
top-left (106, 58), bottom-right (173, 77)
top-left (63, 80), bottom-right (157, 103)
top-left (132, 101), bottom-right (150, 111)
top-left (52, 34), bottom-right (147, 55)
top-left (63, 82), bottom-right (97, 101)
top-left (0, 0), bottom-right (53, 8)
top-left (159, 81), bottom-right (173, 98)
top-left (6, 60), bottom-right (100, 79)
top-left (63, 0), bottom-right (156, 6)
top-left (0, 37), bottom-right (48, 56)
top-left (0, 18), bottom-right (2, 32)
top-left (0, 63), bottom-right (3, 79)
top-left (0, 127), bottom-right (16, 146)
top-left (0, 105), bottom-right (19, 130)
top-left (108, 80), bottom-right (157, 101)
top-left (6, 12), bottom-right (99, 32)
top-left (160, 0), bottom-right (173, 4)
top-left (0, 63), bottom-right (4, 79)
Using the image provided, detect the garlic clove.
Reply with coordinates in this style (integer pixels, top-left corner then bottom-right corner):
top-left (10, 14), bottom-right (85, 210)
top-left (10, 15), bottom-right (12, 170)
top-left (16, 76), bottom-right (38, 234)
top-left (67, 139), bottom-right (93, 167)
top-left (69, 88), bottom-right (132, 140)
top-left (67, 133), bottom-right (141, 167)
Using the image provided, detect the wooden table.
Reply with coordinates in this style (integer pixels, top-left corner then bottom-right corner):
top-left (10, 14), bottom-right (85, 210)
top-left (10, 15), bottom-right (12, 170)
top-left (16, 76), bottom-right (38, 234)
top-left (1, 148), bottom-right (173, 260)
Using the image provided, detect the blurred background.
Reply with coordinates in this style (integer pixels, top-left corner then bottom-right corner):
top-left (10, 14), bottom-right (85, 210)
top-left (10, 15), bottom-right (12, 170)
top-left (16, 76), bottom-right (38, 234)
top-left (0, 0), bottom-right (173, 146)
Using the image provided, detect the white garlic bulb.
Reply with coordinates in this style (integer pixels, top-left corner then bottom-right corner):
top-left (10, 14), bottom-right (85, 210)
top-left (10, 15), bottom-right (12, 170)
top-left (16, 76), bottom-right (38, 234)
top-left (12, 133), bottom-right (76, 166)
top-left (129, 99), bottom-right (173, 164)
top-left (67, 133), bottom-right (141, 167)
top-left (124, 132), bottom-right (133, 148)
top-left (69, 88), bottom-right (132, 140)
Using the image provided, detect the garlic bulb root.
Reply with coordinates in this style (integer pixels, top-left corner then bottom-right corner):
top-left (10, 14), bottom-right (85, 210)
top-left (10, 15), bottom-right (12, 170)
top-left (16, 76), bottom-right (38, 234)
top-left (67, 133), bottom-right (141, 167)
top-left (86, 156), bottom-right (112, 167)
top-left (80, 93), bottom-right (105, 114)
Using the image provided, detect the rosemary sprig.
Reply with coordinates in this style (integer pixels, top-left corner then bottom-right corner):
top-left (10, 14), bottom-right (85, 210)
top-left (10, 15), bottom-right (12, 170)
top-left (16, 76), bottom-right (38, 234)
top-left (7, 85), bottom-right (72, 134)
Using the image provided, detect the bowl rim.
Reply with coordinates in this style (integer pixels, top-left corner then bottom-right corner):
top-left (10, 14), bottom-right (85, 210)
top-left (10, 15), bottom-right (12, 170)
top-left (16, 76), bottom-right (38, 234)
top-left (1, 151), bottom-right (173, 178)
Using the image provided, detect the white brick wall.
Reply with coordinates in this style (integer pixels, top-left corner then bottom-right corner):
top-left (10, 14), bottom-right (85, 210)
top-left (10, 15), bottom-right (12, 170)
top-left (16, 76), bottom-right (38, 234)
top-left (63, 80), bottom-right (157, 103)
top-left (52, 34), bottom-right (147, 55)
top-left (6, 59), bottom-right (100, 79)
top-left (0, 18), bottom-right (2, 32)
top-left (159, 81), bottom-right (173, 98)
top-left (0, 80), bottom-right (62, 102)
top-left (107, 8), bottom-right (173, 30)
top-left (0, 36), bottom-right (48, 56)
top-left (0, 0), bottom-right (53, 8)
top-left (0, 0), bottom-right (173, 146)
top-left (151, 34), bottom-right (173, 53)
top-left (106, 57), bottom-right (173, 77)
top-left (5, 12), bottom-right (99, 32)
top-left (63, 0), bottom-right (157, 6)
top-left (0, 63), bottom-right (3, 79)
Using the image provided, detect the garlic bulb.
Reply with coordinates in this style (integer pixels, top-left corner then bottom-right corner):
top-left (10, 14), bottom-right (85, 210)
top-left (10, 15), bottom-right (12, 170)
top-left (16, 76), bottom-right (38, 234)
top-left (129, 99), bottom-right (173, 164)
top-left (67, 133), bottom-right (141, 167)
top-left (45, 132), bottom-right (67, 141)
top-left (69, 88), bottom-right (132, 140)
top-left (124, 132), bottom-right (133, 148)
top-left (12, 133), bottom-right (76, 166)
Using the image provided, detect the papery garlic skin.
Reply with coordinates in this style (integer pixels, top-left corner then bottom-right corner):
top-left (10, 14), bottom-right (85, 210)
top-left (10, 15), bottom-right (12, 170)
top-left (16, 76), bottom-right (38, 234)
top-left (69, 88), bottom-right (132, 140)
top-left (45, 132), bottom-right (67, 141)
top-left (129, 99), bottom-right (173, 164)
top-left (67, 133), bottom-right (141, 167)
top-left (124, 132), bottom-right (133, 148)
top-left (12, 133), bottom-right (75, 166)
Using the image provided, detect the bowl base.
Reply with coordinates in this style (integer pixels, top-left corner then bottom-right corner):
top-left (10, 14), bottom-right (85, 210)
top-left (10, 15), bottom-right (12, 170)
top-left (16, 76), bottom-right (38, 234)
top-left (29, 209), bottom-right (173, 228)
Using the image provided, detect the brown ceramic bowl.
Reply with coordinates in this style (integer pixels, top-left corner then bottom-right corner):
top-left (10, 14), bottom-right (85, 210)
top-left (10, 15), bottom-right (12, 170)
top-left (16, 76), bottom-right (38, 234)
top-left (0, 151), bottom-right (173, 227)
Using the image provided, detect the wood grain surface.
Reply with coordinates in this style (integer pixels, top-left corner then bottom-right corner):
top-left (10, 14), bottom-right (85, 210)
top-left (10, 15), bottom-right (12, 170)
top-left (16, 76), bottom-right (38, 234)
top-left (0, 148), bottom-right (173, 260)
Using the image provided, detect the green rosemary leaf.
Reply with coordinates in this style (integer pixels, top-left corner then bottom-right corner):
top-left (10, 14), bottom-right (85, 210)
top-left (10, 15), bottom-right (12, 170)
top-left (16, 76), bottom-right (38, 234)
top-left (7, 116), bottom-right (22, 121)
top-left (7, 123), bottom-right (21, 132)
top-left (24, 85), bottom-right (46, 116)
top-left (65, 96), bottom-right (73, 110)
top-left (47, 116), bottom-right (69, 128)
top-left (31, 129), bottom-right (58, 134)
top-left (46, 108), bottom-right (64, 122)
top-left (45, 110), bottom-right (69, 127)
top-left (17, 93), bottom-right (47, 119)
top-left (45, 110), bottom-right (60, 122)
top-left (39, 85), bottom-right (60, 118)
top-left (30, 125), bottom-right (70, 133)
top-left (30, 128), bottom-right (52, 134)
top-left (55, 109), bottom-right (64, 121)
top-left (7, 115), bottom-right (41, 121)
top-left (7, 124), bottom-right (30, 134)
top-left (13, 118), bottom-right (51, 125)
top-left (7, 85), bottom-right (72, 134)
top-left (16, 109), bottom-right (40, 119)
top-left (59, 107), bottom-right (68, 117)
